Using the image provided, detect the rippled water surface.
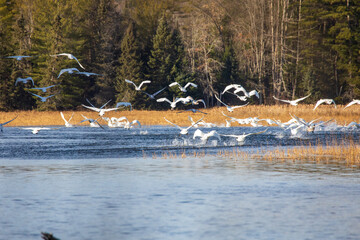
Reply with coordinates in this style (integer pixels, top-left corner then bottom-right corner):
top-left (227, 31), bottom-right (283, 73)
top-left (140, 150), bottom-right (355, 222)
top-left (0, 126), bottom-right (359, 239)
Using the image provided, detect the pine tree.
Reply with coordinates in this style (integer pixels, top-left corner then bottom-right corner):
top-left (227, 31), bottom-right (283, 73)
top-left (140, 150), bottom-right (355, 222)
top-left (0, 0), bottom-right (15, 111)
top-left (115, 22), bottom-right (144, 107)
top-left (147, 16), bottom-right (192, 109)
top-left (31, 0), bottom-right (90, 110)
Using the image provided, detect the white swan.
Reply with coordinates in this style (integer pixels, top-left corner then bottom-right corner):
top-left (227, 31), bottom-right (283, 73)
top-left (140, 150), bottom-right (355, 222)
top-left (221, 84), bottom-right (243, 95)
top-left (215, 95), bottom-right (249, 112)
top-left (124, 120), bottom-right (141, 129)
top-left (222, 129), bottom-right (267, 143)
top-left (27, 91), bottom-right (57, 102)
top-left (51, 53), bottom-right (85, 69)
top-left (29, 85), bottom-right (58, 93)
top-left (313, 99), bottom-right (336, 111)
top-left (58, 68), bottom-right (80, 78)
top-left (6, 55), bottom-right (32, 60)
top-left (273, 94), bottom-right (311, 106)
top-left (344, 99), bottom-right (360, 109)
top-left (142, 87), bottom-right (166, 99)
top-left (80, 114), bottom-right (104, 128)
top-left (157, 96), bottom-right (192, 110)
top-left (193, 129), bottom-right (221, 142)
top-left (15, 77), bottom-right (34, 86)
top-left (164, 117), bottom-right (203, 135)
top-left (236, 89), bottom-right (259, 100)
top-left (60, 112), bottom-right (74, 127)
top-left (115, 102), bottom-right (132, 111)
top-left (76, 71), bottom-right (102, 77)
top-left (169, 82), bottom-right (197, 92)
top-left (0, 116), bottom-right (17, 132)
top-left (125, 79), bottom-right (151, 91)
top-left (22, 127), bottom-right (53, 134)
top-left (82, 104), bottom-right (120, 116)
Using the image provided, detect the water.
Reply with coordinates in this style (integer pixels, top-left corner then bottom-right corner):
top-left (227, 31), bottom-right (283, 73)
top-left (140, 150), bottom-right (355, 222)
top-left (0, 126), bottom-right (359, 239)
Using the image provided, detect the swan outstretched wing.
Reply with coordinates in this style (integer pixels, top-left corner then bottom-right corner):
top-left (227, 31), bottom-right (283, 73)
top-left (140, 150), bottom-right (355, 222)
top-left (138, 80), bottom-right (151, 89)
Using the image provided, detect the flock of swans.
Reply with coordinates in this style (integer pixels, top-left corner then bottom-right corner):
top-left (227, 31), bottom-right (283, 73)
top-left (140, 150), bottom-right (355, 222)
top-left (2, 53), bottom-right (360, 142)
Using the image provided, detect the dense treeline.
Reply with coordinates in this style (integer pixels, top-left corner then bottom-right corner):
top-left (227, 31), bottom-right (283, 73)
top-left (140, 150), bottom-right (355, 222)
top-left (0, 0), bottom-right (359, 111)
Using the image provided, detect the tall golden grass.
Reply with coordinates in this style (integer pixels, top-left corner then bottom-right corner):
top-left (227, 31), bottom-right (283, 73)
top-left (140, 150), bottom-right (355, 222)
top-left (154, 141), bottom-right (360, 167)
top-left (1, 104), bottom-right (359, 126)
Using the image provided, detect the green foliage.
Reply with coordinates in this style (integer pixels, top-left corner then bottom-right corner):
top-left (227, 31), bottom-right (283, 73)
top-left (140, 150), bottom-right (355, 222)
top-left (1, 0), bottom-right (360, 110)
top-left (115, 22), bottom-right (144, 107)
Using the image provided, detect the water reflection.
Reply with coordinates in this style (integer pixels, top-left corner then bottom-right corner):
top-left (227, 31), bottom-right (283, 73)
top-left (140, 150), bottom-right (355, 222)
top-left (1, 126), bottom-right (360, 239)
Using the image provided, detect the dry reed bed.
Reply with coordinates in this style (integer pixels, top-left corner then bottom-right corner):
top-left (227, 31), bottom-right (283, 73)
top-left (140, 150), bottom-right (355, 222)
top-left (1, 104), bottom-right (360, 126)
top-left (154, 142), bottom-right (360, 167)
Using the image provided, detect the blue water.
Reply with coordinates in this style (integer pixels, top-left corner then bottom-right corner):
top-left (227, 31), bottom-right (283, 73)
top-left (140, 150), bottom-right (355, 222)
top-left (0, 126), bottom-right (359, 239)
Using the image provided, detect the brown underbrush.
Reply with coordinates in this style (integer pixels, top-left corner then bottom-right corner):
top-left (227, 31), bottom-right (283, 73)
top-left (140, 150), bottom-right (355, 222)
top-left (1, 104), bottom-right (359, 126)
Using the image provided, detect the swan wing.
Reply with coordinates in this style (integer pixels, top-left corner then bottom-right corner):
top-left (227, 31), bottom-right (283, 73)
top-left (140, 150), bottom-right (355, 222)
top-left (313, 99), bottom-right (325, 110)
top-left (164, 117), bottom-right (181, 129)
top-left (138, 80), bottom-right (151, 89)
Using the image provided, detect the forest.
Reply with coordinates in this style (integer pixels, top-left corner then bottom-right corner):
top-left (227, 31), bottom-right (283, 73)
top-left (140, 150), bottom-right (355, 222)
top-left (0, 0), bottom-right (359, 111)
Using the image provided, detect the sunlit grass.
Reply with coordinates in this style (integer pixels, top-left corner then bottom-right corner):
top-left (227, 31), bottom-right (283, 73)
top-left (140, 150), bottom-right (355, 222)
top-left (1, 104), bottom-right (360, 126)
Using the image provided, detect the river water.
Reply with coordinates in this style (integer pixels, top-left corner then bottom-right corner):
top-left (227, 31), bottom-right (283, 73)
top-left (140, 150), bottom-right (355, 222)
top-left (0, 125), bottom-right (359, 239)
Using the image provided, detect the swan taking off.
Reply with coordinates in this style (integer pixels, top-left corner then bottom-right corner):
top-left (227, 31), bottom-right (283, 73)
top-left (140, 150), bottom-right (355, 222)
top-left (21, 127), bottom-right (53, 134)
top-left (221, 129), bottom-right (267, 143)
top-left (60, 112), bottom-right (74, 127)
top-left (164, 117), bottom-right (203, 135)
top-left (313, 99), bottom-right (336, 111)
top-left (125, 79), bottom-right (151, 91)
top-left (80, 114), bottom-right (104, 128)
top-left (273, 94), bottom-right (311, 106)
top-left (82, 104), bottom-right (120, 117)
top-left (193, 129), bottom-right (221, 142)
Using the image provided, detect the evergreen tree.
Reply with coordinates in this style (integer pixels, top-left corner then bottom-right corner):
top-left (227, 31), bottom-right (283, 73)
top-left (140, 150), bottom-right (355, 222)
top-left (31, 0), bottom-right (89, 110)
top-left (115, 22), bottom-right (144, 108)
top-left (84, 0), bottom-right (122, 106)
top-left (147, 16), bottom-right (192, 109)
top-left (217, 45), bottom-right (244, 105)
top-left (0, 0), bottom-right (15, 111)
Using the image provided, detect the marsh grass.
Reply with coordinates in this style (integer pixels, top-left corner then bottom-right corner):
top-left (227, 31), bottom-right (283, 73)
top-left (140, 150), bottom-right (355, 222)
top-left (156, 138), bottom-right (360, 167)
top-left (1, 104), bottom-right (359, 126)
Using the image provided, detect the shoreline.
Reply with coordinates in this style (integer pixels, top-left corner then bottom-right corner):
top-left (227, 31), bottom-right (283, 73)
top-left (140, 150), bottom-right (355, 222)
top-left (1, 104), bottom-right (359, 127)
